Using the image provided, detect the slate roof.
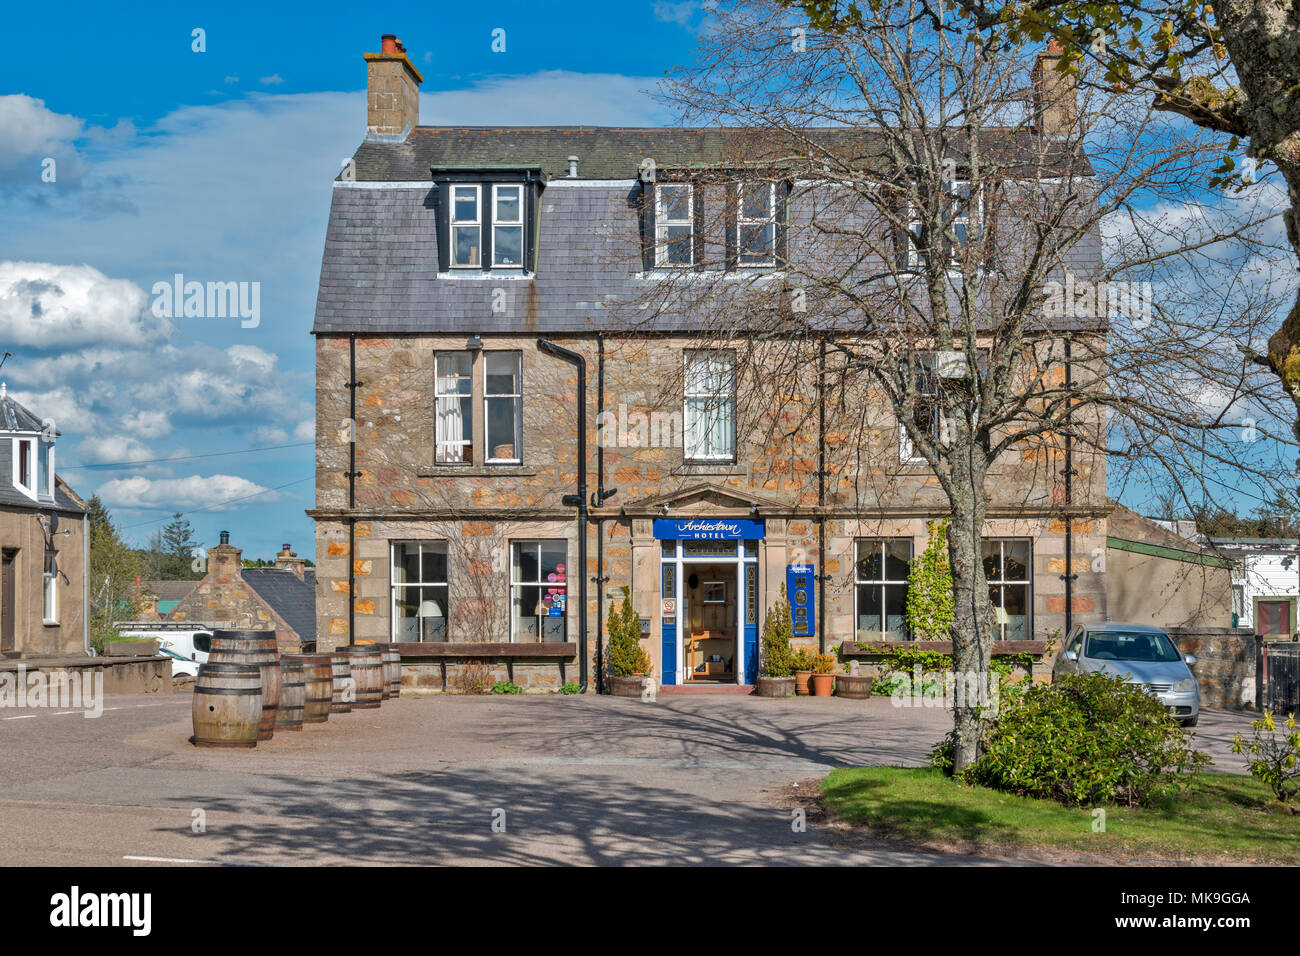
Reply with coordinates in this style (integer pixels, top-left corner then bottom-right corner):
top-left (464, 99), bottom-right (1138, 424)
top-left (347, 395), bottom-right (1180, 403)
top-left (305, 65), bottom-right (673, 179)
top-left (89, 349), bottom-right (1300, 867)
top-left (0, 390), bottom-right (83, 514)
top-left (144, 580), bottom-right (200, 603)
top-left (243, 568), bottom-right (317, 644)
top-left (313, 125), bottom-right (1100, 336)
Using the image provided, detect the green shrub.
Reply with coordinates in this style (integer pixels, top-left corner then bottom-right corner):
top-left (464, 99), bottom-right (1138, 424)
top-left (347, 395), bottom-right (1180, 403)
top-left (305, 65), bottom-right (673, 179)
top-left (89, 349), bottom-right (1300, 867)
top-left (1232, 710), bottom-right (1300, 802)
top-left (489, 681), bottom-right (523, 695)
top-left (760, 590), bottom-right (796, 677)
top-left (905, 517), bottom-right (954, 641)
top-left (608, 586), bottom-right (652, 677)
top-left (792, 647), bottom-right (815, 672)
top-left (958, 672), bottom-right (1208, 806)
top-left (560, 681), bottom-right (581, 695)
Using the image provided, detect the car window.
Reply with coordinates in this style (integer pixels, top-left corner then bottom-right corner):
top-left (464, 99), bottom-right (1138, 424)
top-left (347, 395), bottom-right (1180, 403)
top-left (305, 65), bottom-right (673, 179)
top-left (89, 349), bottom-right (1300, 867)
top-left (193, 633), bottom-right (212, 653)
top-left (1085, 630), bottom-right (1180, 663)
top-left (1067, 632), bottom-right (1084, 656)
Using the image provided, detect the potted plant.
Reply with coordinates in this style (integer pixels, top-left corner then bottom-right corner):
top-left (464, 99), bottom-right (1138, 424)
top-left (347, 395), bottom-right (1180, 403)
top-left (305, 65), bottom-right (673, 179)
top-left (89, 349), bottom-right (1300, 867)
top-left (756, 592), bottom-right (796, 697)
top-left (792, 647), bottom-right (815, 696)
top-left (835, 654), bottom-right (874, 699)
top-left (810, 652), bottom-right (837, 697)
top-left (608, 586), bottom-right (652, 698)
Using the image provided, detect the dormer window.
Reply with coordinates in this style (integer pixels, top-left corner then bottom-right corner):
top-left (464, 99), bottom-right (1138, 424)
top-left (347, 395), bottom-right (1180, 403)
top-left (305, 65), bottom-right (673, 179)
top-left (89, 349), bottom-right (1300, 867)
top-left (14, 437), bottom-right (36, 498)
top-left (492, 185), bottom-right (524, 268)
top-left (433, 167), bottom-right (543, 274)
top-left (655, 184), bottom-right (694, 267)
top-left (451, 185), bottom-right (482, 268)
top-left (737, 182), bottom-right (776, 266)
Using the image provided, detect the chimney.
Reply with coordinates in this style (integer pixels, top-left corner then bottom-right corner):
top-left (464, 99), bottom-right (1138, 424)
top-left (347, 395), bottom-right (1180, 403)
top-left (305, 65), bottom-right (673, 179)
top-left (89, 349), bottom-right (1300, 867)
top-left (364, 33), bottom-right (424, 141)
top-left (1031, 41), bottom-right (1078, 139)
top-left (568, 155), bottom-right (579, 178)
top-left (275, 542), bottom-right (307, 581)
top-left (207, 532), bottom-right (242, 578)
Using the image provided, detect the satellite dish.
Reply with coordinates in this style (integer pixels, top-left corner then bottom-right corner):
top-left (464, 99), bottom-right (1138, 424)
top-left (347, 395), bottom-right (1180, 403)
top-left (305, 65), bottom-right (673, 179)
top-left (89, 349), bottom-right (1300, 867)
top-left (48, 513), bottom-right (59, 534)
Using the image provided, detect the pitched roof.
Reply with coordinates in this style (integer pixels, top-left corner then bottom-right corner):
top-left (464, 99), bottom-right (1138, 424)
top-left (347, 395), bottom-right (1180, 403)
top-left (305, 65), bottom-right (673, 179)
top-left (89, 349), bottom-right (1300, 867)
top-left (242, 568), bottom-right (316, 644)
top-left (347, 126), bottom-right (1084, 183)
top-left (0, 387), bottom-right (46, 433)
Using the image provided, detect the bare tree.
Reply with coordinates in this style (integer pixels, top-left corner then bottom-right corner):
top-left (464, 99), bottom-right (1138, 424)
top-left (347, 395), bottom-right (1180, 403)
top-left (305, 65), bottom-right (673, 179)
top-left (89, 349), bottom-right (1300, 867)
top-left (605, 0), bottom-right (1292, 769)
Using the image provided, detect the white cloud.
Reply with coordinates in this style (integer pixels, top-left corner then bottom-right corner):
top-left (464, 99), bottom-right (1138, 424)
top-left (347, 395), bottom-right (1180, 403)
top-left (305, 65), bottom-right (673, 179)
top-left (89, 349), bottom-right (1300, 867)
top-left (0, 94), bottom-right (85, 185)
top-left (97, 474), bottom-right (276, 510)
top-left (6, 385), bottom-right (100, 434)
top-left (292, 419), bottom-right (314, 442)
top-left (251, 425), bottom-right (288, 444)
top-left (78, 434), bottom-right (155, 465)
top-left (653, 1), bottom-right (702, 27)
top-left (259, 74), bottom-right (284, 86)
top-left (0, 262), bottom-right (172, 349)
top-left (121, 408), bottom-right (172, 439)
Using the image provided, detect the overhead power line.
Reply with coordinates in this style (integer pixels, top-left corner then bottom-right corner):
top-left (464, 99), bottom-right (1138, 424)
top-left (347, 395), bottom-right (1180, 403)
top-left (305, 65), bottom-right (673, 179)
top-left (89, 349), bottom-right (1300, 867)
top-left (61, 441), bottom-right (314, 470)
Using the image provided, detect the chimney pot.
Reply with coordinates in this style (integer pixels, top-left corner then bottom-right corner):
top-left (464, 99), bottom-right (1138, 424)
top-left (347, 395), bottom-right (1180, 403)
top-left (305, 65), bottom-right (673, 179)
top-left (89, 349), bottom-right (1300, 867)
top-left (381, 34), bottom-right (399, 54)
top-left (568, 155), bottom-right (579, 178)
top-left (220, 530), bottom-right (230, 546)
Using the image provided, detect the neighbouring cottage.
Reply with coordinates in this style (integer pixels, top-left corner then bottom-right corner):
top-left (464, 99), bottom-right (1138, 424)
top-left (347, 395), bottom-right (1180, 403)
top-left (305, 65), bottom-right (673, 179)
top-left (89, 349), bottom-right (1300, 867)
top-left (154, 535), bottom-right (316, 652)
top-left (0, 384), bottom-right (88, 658)
top-left (306, 33), bottom-right (1125, 694)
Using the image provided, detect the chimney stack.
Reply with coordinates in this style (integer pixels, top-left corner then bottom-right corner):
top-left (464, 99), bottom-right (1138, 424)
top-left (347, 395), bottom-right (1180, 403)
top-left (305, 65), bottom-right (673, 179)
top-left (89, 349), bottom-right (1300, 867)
top-left (275, 543), bottom-right (307, 581)
top-left (364, 33), bottom-right (423, 141)
top-left (1031, 41), bottom-right (1078, 139)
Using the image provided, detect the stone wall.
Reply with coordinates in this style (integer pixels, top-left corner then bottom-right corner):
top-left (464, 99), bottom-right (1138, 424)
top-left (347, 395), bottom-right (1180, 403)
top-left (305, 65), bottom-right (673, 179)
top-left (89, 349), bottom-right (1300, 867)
top-left (1168, 626), bottom-right (1257, 710)
top-left (0, 502), bottom-right (88, 657)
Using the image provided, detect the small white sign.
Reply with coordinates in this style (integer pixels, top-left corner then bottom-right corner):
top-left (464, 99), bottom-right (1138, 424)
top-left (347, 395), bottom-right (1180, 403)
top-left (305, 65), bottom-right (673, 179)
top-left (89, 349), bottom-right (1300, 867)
top-left (662, 599), bottom-right (676, 616)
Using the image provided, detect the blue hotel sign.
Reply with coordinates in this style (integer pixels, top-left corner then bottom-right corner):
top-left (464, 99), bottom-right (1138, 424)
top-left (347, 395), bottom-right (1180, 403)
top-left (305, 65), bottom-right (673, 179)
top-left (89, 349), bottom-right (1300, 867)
top-left (653, 518), bottom-right (766, 540)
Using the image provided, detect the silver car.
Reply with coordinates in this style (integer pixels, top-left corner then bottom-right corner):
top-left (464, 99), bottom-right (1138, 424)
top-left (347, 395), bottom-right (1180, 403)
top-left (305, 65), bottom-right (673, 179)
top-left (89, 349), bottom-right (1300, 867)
top-left (1053, 622), bottom-right (1200, 726)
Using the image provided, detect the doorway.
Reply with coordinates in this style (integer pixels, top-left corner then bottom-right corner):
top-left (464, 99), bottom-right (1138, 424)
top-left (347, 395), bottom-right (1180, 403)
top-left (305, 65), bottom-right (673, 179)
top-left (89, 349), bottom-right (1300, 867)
top-left (1, 549), bottom-right (16, 656)
top-left (684, 564), bottom-right (736, 682)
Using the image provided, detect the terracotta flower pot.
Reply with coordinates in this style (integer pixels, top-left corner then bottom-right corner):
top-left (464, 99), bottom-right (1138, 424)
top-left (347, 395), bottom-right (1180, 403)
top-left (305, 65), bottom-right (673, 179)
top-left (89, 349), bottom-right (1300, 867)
top-left (794, 670), bottom-right (812, 695)
top-left (756, 675), bottom-right (796, 698)
top-left (810, 674), bottom-right (834, 697)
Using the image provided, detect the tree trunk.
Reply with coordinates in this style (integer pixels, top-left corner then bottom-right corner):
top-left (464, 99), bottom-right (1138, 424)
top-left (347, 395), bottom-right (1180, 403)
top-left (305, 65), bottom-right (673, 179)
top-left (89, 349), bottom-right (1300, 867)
top-left (946, 437), bottom-right (995, 773)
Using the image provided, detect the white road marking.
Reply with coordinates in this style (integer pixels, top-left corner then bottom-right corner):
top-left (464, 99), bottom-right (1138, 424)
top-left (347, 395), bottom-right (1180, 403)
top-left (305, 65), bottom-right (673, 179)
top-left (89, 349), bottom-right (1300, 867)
top-left (123, 855), bottom-right (268, 867)
top-left (2, 715), bottom-right (35, 720)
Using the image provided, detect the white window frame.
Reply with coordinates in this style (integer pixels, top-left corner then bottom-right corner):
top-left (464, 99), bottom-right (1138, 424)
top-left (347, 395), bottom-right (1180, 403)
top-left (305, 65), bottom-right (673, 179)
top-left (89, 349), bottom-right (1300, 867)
top-left (450, 184), bottom-right (482, 269)
top-left (983, 537), bottom-right (1032, 640)
top-left (434, 351), bottom-right (474, 464)
top-left (655, 183), bottom-right (694, 268)
top-left (683, 350), bottom-right (736, 461)
top-left (491, 184), bottom-right (525, 269)
top-left (484, 351), bottom-right (523, 465)
top-left (390, 540), bottom-right (449, 642)
top-left (903, 180), bottom-right (983, 271)
top-left (736, 181), bottom-right (777, 267)
top-left (41, 441), bottom-right (54, 498)
top-left (510, 539), bottom-right (569, 643)
top-left (13, 437), bottom-right (36, 499)
top-left (43, 551), bottom-right (57, 625)
top-left (854, 538), bottom-right (913, 641)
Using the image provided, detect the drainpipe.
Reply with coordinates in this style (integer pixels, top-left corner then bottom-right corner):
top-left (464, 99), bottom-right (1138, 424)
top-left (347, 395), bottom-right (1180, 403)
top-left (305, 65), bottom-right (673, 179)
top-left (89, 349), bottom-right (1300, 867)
top-left (538, 339), bottom-right (589, 693)
top-left (346, 333), bottom-right (362, 648)
top-left (1062, 336), bottom-right (1075, 636)
top-left (591, 334), bottom-right (618, 694)
top-left (82, 508), bottom-right (90, 656)
top-left (817, 335), bottom-right (827, 655)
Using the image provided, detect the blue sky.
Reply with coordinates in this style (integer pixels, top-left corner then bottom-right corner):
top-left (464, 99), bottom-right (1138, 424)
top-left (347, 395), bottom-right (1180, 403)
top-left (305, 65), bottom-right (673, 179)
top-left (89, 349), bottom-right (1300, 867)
top-left (0, 1), bottom-right (1292, 562)
top-left (0, 1), bottom-right (697, 559)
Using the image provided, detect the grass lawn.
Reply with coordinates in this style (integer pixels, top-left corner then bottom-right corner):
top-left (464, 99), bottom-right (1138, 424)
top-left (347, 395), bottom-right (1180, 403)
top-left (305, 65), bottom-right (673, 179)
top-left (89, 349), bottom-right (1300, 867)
top-left (822, 767), bottom-right (1300, 863)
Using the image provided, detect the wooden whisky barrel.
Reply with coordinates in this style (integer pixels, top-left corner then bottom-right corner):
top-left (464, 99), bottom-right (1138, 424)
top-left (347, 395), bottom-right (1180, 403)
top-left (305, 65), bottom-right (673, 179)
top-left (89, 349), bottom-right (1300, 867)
top-left (345, 645), bottom-right (383, 709)
top-left (288, 654), bottom-right (332, 724)
top-left (209, 630), bottom-right (280, 741)
top-left (275, 657), bottom-right (305, 731)
top-left (192, 662), bottom-right (262, 748)
top-left (330, 652), bottom-right (353, 714)
top-left (384, 645), bottom-right (402, 698)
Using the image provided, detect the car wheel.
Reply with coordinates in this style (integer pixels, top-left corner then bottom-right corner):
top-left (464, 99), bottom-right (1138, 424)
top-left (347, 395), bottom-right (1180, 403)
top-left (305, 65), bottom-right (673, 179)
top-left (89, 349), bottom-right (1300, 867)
top-left (1182, 717), bottom-right (1198, 728)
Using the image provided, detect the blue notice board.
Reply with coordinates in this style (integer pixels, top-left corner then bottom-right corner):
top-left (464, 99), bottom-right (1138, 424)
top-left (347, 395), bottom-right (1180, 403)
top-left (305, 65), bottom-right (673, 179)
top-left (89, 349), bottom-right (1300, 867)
top-left (786, 564), bottom-right (815, 638)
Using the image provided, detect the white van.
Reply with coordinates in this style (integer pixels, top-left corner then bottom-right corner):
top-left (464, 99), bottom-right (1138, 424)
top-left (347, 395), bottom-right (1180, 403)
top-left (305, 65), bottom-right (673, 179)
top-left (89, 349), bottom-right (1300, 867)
top-left (114, 624), bottom-right (215, 678)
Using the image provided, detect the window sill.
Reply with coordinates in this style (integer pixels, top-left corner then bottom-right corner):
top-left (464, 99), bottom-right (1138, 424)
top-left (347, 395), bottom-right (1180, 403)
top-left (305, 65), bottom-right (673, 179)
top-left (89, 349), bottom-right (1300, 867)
top-left (43, 620), bottom-right (59, 627)
top-left (418, 465), bottom-right (538, 477)
top-left (677, 461), bottom-right (741, 474)
top-left (436, 270), bottom-right (534, 281)
top-left (391, 641), bottom-right (577, 659)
